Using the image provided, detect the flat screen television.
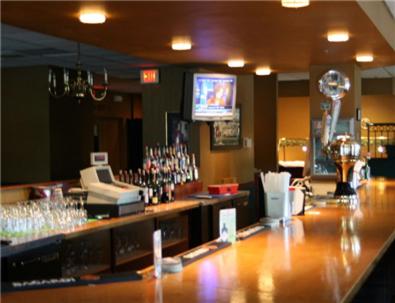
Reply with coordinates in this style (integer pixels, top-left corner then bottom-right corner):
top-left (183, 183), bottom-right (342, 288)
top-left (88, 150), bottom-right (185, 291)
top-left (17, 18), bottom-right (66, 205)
top-left (184, 73), bottom-right (237, 121)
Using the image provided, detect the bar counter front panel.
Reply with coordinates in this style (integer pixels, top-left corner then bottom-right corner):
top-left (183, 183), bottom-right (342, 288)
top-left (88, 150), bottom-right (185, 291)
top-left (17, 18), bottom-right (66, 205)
top-left (1, 191), bottom-right (252, 280)
top-left (3, 180), bottom-right (395, 303)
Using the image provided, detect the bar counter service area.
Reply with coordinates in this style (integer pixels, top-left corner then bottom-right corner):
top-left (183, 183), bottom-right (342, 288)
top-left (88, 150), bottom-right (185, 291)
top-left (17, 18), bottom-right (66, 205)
top-left (2, 1), bottom-right (395, 303)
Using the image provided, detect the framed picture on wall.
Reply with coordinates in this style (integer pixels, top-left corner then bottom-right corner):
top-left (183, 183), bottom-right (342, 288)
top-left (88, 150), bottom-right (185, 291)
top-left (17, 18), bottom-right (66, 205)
top-left (311, 118), bottom-right (355, 178)
top-left (165, 112), bottom-right (189, 145)
top-left (210, 106), bottom-right (242, 150)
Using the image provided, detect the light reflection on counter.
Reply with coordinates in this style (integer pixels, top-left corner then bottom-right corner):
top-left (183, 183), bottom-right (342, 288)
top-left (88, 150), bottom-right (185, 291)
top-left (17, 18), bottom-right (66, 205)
top-left (198, 261), bottom-right (220, 302)
top-left (230, 289), bottom-right (247, 303)
top-left (155, 279), bottom-right (163, 303)
top-left (323, 204), bottom-right (364, 302)
top-left (257, 270), bottom-right (274, 303)
top-left (305, 210), bottom-right (321, 216)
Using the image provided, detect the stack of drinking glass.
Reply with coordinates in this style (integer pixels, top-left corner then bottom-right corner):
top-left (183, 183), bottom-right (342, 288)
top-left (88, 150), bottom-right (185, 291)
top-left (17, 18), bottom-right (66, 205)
top-left (0, 197), bottom-right (88, 238)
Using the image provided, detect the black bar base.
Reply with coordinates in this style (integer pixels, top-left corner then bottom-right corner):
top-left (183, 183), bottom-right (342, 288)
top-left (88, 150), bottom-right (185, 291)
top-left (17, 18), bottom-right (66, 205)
top-left (334, 182), bottom-right (356, 197)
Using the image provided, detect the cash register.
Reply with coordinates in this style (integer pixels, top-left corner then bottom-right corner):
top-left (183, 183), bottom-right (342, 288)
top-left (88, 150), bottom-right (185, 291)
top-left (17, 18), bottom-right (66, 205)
top-left (80, 152), bottom-right (145, 217)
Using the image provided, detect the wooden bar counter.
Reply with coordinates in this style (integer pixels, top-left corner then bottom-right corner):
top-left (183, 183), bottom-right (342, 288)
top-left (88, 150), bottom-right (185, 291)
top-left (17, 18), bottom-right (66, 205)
top-left (3, 179), bottom-right (395, 303)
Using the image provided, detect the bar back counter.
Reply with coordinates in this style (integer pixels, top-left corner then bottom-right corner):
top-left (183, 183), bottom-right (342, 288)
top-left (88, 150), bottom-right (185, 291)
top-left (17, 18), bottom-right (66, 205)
top-left (2, 179), bottom-right (395, 303)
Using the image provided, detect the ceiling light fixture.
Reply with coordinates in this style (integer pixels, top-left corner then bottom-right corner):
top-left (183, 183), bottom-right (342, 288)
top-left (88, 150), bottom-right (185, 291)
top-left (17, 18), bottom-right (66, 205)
top-left (255, 67), bottom-right (271, 76)
top-left (327, 31), bottom-right (349, 42)
top-left (171, 36), bottom-right (192, 51)
top-left (377, 145), bottom-right (385, 153)
top-left (227, 59), bottom-right (245, 68)
top-left (48, 43), bottom-right (108, 102)
top-left (356, 54), bottom-right (374, 62)
top-left (281, 0), bottom-right (310, 8)
top-left (79, 12), bottom-right (106, 24)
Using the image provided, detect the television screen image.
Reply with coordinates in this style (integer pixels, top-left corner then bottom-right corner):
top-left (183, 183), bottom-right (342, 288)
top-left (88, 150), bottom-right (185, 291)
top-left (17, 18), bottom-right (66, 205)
top-left (192, 73), bottom-right (237, 121)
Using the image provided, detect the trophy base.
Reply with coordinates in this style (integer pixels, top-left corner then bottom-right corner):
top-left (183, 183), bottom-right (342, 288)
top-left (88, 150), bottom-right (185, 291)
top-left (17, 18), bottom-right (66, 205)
top-left (334, 182), bottom-right (356, 196)
top-left (333, 194), bottom-right (359, 205)
top-left (332, 182), bottom-right (359, 206)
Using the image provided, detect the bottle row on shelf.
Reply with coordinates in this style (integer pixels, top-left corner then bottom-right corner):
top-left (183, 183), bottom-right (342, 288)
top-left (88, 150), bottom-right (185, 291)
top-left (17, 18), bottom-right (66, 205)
top-left (118, 143), bottom-right (199, 206)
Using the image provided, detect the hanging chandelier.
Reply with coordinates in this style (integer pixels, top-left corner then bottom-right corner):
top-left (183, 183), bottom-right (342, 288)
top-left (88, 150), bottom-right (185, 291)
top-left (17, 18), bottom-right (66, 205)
top-left (48, 43), bottom-right (108, 101)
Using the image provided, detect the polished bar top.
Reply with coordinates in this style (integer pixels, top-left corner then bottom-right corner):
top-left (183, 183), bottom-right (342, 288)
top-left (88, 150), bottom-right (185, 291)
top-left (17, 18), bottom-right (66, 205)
top-left (3, 179), bottom-right (395, 303)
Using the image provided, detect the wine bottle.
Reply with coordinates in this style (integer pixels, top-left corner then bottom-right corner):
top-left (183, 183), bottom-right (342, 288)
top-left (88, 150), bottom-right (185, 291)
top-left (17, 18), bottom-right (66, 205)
top-left (161, 168), bottom-right (169, 203)
top-left (143, 186), bottom-right (149, 205)
top-left (128, 169), bottom-right (133, 184)
top-left (152, 169), bottom-right (159, 205)
top-left (192, 153), bottom-right (199, 181)
top-left (147, 171), bottom-right (153, 204)
top-left (119, 170), bottom-right (124, 182)
top-left (124, 170), bottom-right (129, 184)
top-left (170, 174), bottom-right (176, 202)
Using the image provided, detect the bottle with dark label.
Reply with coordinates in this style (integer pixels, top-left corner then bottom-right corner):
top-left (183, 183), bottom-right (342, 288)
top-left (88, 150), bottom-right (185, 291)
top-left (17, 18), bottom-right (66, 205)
top-left (152, 170), bottom-right (159, 205)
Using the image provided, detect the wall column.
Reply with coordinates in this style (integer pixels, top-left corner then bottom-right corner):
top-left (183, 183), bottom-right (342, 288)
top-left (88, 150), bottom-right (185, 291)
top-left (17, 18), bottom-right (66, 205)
top-left (254, 74), bottom-right (278, 172)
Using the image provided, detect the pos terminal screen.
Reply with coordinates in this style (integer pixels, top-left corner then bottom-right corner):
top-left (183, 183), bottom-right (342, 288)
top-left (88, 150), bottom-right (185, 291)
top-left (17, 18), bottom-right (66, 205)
top-left (96, 168), bottom-right (113, 184)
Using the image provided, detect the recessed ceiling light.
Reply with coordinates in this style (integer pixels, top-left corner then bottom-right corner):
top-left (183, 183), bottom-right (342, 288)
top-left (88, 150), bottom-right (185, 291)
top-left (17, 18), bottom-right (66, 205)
top-left (171, 37), bottom-right (192, 51)
top-left (327, 31), bottom-right (349, 42)
top-left (227, 59), bottom-right (245, 68)
top-left (255, 67), bottom-right (271, 76)
top-left (377, 145), bottom-right (385, 153)
top-left (356, 54), bottom-right (374, 62)
top-left (281, 0), bottom-right (310, 8)
top-left (79, 12), bottom-right (106, 24)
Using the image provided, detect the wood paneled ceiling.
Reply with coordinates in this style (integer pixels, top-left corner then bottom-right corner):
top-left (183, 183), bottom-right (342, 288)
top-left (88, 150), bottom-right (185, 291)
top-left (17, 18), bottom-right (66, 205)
top-left (1, 1), bottom-right (395, 73)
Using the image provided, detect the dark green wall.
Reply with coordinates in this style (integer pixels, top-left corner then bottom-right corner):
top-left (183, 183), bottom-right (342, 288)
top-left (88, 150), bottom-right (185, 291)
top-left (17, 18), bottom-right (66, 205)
top-left (1, 66), bottom-right (51, 184)
top-left (49, 95), bottom-right (95, 180)
top-left (2, 65), bottom-right (140, 184)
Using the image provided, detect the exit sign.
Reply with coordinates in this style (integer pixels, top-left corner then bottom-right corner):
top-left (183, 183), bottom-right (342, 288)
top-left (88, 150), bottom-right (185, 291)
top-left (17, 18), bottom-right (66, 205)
top-left (140, 69), bottom-right (159, 84)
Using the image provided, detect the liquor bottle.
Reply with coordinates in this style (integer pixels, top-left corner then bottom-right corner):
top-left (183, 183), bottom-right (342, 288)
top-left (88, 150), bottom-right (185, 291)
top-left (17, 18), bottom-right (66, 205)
top-left (135, 169), bottom-right (141, 186)
top-left (119, 170), bottom-right (124, 182)
top-left (144, 146), bottom-right (150, 171)
top-left (191, 153), bottom-right (199, 181)
top-left (170, 174), bottom-right (176, 202)
top-left (176, 165), bottom-right (182, 185)
top-left (161, 168), bottom-right (169, 203)
top-left (151, 169), bottom-right (159, 205)
top-left (147, 171), bottom-right (153, 204)
top-left (143, 186), bottom-right (149, 205)
top-left (124, 170), bottom-right (130, 184)
top-left (140, 169), bottom-right (146, 187)
top-left (128, 169), bottom-right (133, 184)
top-left (181, 168), bottom-right (187, 184)
top-left (186, 167), bottom-right (192, 183)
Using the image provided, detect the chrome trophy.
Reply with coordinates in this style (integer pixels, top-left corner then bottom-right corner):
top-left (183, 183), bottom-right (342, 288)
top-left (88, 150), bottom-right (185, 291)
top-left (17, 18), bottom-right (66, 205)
top-left (319, 70), bottom-right (360, 203)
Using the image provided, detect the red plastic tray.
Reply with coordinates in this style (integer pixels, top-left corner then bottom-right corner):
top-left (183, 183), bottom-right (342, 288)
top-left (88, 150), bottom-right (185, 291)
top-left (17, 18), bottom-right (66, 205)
top-left (208, 183), bottom-right (239, 195)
